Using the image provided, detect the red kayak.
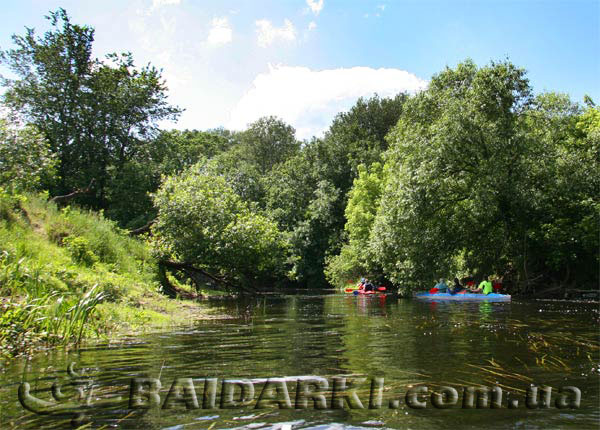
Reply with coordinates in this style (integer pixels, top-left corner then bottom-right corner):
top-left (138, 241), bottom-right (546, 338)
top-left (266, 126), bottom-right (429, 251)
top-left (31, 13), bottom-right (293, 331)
top-left (353, 287), bottom-right (386, 295)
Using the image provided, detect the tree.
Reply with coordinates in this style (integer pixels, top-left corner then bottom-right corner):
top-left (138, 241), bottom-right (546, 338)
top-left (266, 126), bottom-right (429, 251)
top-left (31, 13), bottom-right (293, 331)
top-left (105, 128), bottom-right (234, 227)
top-left (262, 95), bottom-right (408, 286)
top-left (152, 128), bottom-right (236, 175)
top-left (325, 93), bottom-right (408, 170)
top-left (238, 116), bottom-right (299, 172)
top-left (207, 146), bottom-right (267, 206)
top-left (370, 60), bottom-right (598, 292)
top-left (371, 60), bottom-right (535, 290)
top-left (151, 164), bottom-right (290, 289)
top-left (523, 96), bottom-right (599, 288)
top-left (0, 115), bottom-right (56, 193)
top-left (0, 9), bottom-right (181, 209)
top-left (325, 162), bottom-right (384, 287)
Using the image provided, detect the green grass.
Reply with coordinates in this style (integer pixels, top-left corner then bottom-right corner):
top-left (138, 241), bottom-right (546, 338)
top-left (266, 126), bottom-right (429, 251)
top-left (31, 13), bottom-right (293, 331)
top-left (0, 192), bottom-right (211, 359)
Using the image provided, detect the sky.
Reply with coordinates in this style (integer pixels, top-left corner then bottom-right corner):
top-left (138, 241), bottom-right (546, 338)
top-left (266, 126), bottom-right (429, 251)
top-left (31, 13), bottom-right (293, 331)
top-left (1, 0), bottom-right (598, 139)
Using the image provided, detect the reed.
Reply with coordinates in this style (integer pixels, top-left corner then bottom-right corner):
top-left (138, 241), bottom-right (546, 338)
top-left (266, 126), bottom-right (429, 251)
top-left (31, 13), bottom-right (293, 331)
top-left (0, 285), bottom-right (106, 356)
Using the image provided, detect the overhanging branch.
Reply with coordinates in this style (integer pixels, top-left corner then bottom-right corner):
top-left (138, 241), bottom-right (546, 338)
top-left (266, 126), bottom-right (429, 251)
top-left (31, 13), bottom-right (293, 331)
top-left (50, 179), bottom-right (95, 205)
top-left (159, 260), bottom-right (258, 295)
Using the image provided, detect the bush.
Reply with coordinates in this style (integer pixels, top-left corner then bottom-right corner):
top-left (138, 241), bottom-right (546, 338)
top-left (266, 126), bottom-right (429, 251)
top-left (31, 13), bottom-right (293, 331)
top-left (151, 164), bottom-right (290, 287)
top-left (63, 236), bottom-right (99, 266)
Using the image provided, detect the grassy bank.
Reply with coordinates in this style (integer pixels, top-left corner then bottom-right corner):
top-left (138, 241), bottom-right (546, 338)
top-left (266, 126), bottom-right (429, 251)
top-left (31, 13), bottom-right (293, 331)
top-left (0, 192), bottom-right (213, 360)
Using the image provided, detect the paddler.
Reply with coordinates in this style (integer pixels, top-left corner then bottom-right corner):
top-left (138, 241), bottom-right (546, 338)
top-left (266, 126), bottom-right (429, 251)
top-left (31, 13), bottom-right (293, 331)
top-left (449, 277), bottom-right (464, 294)
top-left (432, 278), bottom-right (448, 293)
top-left (474, 276), bottom-right (493, 295)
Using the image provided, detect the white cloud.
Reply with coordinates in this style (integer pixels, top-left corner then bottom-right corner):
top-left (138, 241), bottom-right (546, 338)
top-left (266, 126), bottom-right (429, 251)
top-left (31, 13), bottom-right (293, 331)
top-left (228, 65), bottom-right (427, 139)
top-left (207, 17), bottom-right (232, 46)
top-left (377, 4), bottom-right (386, 11)
top-left (306, 0), bottom-right (324, 15)
top-left (308, 21), bottom-right (317, 31)
top-left (255, 19), bottom-right (296, 47)
top-left (150, 0), bottom-right (181, 12)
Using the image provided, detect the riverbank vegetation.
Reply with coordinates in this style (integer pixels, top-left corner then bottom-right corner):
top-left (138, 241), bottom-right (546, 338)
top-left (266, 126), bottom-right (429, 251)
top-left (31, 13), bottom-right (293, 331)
top-left (0, 193), bottom-right (215, 358)
top-left (0, 10), bottom-right (598, 354)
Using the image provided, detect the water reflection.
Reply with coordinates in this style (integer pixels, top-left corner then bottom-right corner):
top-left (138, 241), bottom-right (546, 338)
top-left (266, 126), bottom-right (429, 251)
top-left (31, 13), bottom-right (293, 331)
top-left (0, 295), bottom-right (598, 429)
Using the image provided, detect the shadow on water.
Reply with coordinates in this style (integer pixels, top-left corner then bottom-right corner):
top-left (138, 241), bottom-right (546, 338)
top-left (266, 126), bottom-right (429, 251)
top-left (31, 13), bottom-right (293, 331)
top-left (0, 295), bottom-right (598, 429)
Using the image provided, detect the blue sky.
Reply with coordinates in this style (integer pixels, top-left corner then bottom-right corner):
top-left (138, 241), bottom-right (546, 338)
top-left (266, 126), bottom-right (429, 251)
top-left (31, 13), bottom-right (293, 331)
top-left (1, 0), bottom-right (598, 138)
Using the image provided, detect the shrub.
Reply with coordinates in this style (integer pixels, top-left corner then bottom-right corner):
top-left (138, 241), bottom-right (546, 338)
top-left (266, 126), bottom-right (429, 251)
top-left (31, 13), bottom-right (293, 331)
top-left (63, 236), bottom-right (99, 266)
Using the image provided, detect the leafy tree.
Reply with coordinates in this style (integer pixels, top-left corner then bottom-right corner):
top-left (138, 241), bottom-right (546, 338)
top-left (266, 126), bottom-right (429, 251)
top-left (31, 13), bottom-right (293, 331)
top-left (344, 163), bottom-right (384, 252)
top-left (152, 128), bottom-right (236, 175)
top-left (237, 116), bottom-right (299, 172)
top-left (0, 9), bottom-right (181, 208)
top-left (287, 179), bottom-right (345, 284)
top-left (325, 93), bottom-right (408, 171)
top-left (206, 147), bottom-right (267, 206)
top-left (371, 60), bottom-right (536, 289)
top-left (371, 60), bottom-right (598, 292)
top-left (151, 164), bottom-right (290, 289)
top-left (325, 162), bottom-right (384, 287)
top-left (264, 151), bottom-right (318, 231)
top-left (105, 129), bottom-right (234, 227)
top-left (523, 97), bottom-right (599, 288)
top-left (0, 115), bottom-right (56, 192)
top-left (263, 95), bottom-right (407, 286)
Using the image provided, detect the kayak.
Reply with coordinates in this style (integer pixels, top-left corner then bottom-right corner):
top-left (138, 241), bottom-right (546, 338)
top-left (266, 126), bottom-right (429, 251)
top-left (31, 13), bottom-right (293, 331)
top-left (344, 287), bottom-right (387, 295)
top-left (352, 290), bottom-right (383, 296)
top-left (415, 292), bottom-right (511, 302)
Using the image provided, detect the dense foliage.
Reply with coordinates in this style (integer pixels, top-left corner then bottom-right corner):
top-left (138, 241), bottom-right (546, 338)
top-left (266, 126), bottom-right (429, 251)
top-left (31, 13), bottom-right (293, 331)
top-left (151, 164), bottom-right (290, 289)
top-left (0, 116), bottom-right (56, 192)
top-left (325, 162), bottom-right (384, 287)
top-left (355, 61), bottom-right (597, 292)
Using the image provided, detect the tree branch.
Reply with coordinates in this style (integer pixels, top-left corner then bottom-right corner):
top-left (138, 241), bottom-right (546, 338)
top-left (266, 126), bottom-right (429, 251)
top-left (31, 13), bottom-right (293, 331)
top-left (159, 260), bottom-right (258, 295)
top-left (128, 219), bottom-right (156, 236)
top-left (50, 179), bottom-right (95, 205)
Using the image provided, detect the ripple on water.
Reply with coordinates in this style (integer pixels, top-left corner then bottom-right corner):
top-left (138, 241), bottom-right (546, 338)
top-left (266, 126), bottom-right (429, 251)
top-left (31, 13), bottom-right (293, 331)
top-left (0, 295), bottom-right (598, 430)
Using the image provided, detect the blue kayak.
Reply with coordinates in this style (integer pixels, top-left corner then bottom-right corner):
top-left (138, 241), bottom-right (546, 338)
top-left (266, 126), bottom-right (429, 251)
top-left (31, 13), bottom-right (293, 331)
top-left (415, 292), bottom-right (511, 302)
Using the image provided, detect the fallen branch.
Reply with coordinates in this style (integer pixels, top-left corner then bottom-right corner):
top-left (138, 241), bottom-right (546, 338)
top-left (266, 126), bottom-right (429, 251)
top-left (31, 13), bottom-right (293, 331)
top-left (128, 219), bottom-right (156, 236)
top-left (157, 263), bottom-right (200, 299)
top-left (159, 260), bottom-right (258, 295)
top-left (50, 179), bottom-right (95, 205)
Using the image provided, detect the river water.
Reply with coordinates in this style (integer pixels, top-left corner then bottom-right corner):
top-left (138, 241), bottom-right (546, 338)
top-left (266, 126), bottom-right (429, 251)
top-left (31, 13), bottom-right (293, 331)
top-left (1, 294), bottom-right (598, 429)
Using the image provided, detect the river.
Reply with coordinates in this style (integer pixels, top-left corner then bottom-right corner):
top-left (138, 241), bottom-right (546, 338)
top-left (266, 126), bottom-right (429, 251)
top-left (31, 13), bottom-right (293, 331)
top-left (1, 294), bottom-right (598, 429)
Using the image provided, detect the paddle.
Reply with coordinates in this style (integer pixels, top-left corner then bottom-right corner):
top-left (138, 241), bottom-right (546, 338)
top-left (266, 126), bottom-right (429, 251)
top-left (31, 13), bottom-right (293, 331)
top-left (345, 288), bottom-right (356, 293)
top-left (377, 287), bottom-right (386, 291)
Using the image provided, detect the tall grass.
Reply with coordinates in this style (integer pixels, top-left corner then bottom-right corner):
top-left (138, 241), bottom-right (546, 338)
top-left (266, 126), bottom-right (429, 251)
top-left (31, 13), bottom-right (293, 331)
top-left (0, 250), bottom-right (49, 297)
top-left (0, 193), bottom-right (159, 358)
top-left (0, 285), bottom-right (106, 356)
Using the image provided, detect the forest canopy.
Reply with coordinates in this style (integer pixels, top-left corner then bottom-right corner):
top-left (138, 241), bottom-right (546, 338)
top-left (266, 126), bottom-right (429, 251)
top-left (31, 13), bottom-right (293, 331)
top-left (1, 10), bottom-right (597, 294)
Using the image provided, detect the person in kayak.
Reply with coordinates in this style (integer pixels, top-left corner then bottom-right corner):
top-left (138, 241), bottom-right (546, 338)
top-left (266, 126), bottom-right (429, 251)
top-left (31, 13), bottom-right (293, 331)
top-left (431, 278), bottom-right (448, 293)
top-left (492, 278), bottom-right (502, 292)
top-left (449, 277), bottom-right (464, 294)
top-left (364, 278), bottom-right (375, 292)
top-left (464, 275), bottom-right (475, 289)
top-left (474, 276), bottom-right (493, 295)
